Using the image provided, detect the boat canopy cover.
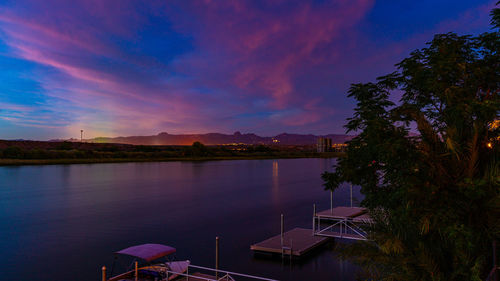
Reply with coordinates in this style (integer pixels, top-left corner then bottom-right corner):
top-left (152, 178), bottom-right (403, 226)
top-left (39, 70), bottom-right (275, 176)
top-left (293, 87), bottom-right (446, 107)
top-left (115, 244), bottom-right (176, 262)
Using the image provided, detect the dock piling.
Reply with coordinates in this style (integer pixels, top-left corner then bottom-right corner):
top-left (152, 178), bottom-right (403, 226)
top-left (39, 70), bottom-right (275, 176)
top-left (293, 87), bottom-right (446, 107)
top-left (134, 261), bottom-right (138, 281)
top-left (312, 204), bottom-right (316, 236)
top-left (101, 266), bottom-right (106, 281)
top-left (330, 191), bottom-right (333, 214)
top-left (216, 236), bottom-right (220, 280)
top-left (280, 214), bottom-right (284, 246)
top-left (350, 184), bottom-right (353, 207)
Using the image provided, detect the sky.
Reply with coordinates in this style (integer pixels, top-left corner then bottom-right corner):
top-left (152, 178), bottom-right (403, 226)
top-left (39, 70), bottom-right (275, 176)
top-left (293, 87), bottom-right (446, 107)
top-left (0, 0), bottom-right (496, 140)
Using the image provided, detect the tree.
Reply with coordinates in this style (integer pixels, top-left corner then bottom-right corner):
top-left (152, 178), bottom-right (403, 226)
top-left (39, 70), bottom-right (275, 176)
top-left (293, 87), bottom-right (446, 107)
top-left (323, 6), bottom-right (499, 280)
top-left (56, 141), bottom-right (73, 150)
top-left (3, 146), bottom-right (24, 158)
top-left (190, 141), bottom-right (209, 157)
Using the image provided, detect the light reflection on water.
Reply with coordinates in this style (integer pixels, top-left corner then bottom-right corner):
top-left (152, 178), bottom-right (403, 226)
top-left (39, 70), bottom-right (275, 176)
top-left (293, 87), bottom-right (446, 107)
top-left (0, 158), bottom-right (361, 281)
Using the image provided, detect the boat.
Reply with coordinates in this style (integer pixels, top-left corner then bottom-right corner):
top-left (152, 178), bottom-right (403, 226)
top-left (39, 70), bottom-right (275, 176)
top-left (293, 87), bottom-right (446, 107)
top-left (107, 243), bottom-right (190, 281)
top-left (103, 243), bottom-right (280, 281)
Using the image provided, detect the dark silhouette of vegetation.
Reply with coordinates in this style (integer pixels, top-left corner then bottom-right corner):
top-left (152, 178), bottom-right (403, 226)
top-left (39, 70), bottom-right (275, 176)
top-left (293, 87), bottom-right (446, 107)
top-left (55, 141), bottom-right (73, 150)
top-left (188, 141), bottom-right (210, 157)
top-left (246, 144), bottom-right (275, 153)
top-left (2, 146), bottom-right (23, 158)
top-left (0, 140), bottom-right (343, 165)
top-left (323, 5), bottom-right (499, 281)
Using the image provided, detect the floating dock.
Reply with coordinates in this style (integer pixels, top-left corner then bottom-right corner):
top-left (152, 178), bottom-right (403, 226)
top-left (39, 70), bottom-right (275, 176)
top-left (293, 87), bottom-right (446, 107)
top-left (316, 206), bottom-right (366, 219)
top-left (314, 206), bottom-right (372, 240)
top-left (250, 227), bottom-right (330, 257)
top-left (250, 206), bottom-right (373, 258)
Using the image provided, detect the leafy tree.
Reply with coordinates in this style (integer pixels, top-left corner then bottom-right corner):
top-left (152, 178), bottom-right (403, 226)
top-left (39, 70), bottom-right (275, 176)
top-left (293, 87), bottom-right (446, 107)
top-left (98, 145), bottom-right (121, 152)
top-left (190, 141), bottom-right (209, 157)
top-left (133, 145), bottom-right (159, 152)
top-left (247, 144), bottom-right (273, 153)
top-left (492, 1), bottom-right (500, 29)
top-left (323, 6), bottom-right (499, 281)
top-left (3, 146), bottom-right (24, 158)
top-left (55, 141), bottom-right (73, 150)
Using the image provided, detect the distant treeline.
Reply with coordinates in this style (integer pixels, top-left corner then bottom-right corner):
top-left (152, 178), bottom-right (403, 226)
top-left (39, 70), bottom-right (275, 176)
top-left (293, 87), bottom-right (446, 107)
top-left (0, 141), bottom-right (334, 161)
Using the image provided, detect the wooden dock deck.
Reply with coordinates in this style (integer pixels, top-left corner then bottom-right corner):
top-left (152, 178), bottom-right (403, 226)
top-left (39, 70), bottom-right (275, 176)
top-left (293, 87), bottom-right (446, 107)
top-left (316, 206), bottom-right (367, 219)
top-left (316, 206), bottom-right (373, 224)
top-left (250, 227), bottom-right (330, 257)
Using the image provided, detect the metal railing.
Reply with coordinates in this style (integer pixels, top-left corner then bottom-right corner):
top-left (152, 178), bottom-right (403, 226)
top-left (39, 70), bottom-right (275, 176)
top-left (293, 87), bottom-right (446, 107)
top-left (314, 217), bottom-right (368, 240)
top-left (184, 264), bottom-right (279, 281)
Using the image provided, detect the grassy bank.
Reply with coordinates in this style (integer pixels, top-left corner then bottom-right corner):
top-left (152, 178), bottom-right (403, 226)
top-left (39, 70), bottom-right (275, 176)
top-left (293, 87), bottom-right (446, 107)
top-left (0, 152), bottom-right (344, 166)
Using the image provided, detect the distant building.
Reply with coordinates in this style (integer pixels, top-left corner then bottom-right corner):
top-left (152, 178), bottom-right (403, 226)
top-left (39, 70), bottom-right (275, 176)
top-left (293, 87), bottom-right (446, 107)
top-left (317, 137), bottom-right (332, 152)
top-left (332, 143), bottom-right (348, 152)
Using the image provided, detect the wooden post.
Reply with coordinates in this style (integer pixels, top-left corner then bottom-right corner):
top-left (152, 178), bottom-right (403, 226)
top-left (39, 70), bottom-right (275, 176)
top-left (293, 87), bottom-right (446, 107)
top-left (101, 266), bottom-right (106, 281)
top-left (280, 214), bottom-right (284, 246)
top-left (330, 190), bottom-right (333, 214)
top-left (312, 204), bottom-right (316, 235)
top-left (215, 236), bottom-right (219, 280)
top-left (350, 184), bottom-right (353, 207)
top-left (135, 261), bottom-right (138, 281)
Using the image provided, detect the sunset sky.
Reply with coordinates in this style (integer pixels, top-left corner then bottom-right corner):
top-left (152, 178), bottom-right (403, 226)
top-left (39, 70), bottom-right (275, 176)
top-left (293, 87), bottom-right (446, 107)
top-left (0, 0), bottom-right (496, 140)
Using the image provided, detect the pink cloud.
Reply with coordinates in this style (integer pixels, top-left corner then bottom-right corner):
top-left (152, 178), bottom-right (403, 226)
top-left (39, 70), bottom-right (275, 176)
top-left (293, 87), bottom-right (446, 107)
top-left (0, 0), bottom-right (493, 139)
top-left (167, 0), bottom-right (375, 110)
top-left (0, 0), bottom-right (417, 136)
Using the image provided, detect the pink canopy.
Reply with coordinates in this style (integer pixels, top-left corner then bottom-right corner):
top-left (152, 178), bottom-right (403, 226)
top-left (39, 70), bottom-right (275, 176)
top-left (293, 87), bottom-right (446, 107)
top-left (116, 244), bottom-right (176, 262)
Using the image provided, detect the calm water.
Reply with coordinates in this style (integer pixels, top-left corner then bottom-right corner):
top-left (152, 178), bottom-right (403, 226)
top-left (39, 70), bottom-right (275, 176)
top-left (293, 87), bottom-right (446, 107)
top-left (0, 158), bottom-right (361, 281)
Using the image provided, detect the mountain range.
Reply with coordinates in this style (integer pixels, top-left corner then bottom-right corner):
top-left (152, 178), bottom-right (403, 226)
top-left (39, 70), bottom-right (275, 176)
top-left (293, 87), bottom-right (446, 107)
top-left (78, 132), bottom-right (353, 146)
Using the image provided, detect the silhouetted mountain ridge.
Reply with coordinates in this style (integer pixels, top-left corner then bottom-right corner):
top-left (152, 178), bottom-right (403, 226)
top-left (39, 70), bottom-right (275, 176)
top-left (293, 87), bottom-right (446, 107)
top-left (77, 132), bottom-right (353, 145)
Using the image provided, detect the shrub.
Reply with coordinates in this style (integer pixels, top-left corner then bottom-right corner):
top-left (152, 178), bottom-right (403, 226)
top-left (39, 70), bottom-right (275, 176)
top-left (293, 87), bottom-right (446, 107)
top-left (3, 146), bottom-right (23, 158)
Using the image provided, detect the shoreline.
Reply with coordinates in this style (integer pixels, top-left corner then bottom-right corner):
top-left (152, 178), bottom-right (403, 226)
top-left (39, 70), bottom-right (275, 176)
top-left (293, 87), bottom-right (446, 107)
top-left (0, 152), bottom-right (344, 166)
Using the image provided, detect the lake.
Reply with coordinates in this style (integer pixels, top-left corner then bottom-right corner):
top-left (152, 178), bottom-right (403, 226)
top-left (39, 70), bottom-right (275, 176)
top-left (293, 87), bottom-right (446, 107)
top-left (0, 158), bottom-right (361, 281)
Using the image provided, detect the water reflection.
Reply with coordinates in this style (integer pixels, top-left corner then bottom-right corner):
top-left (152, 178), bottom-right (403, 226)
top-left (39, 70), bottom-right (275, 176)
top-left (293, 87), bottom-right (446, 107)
top-left (0, 158), bottom-right (361, 281)
top-left (271, 160), bottom-right (279, 203)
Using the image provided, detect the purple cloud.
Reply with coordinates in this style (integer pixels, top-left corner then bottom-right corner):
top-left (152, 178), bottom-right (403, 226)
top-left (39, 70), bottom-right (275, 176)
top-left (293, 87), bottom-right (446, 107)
top-left (0, 0), bottom-right (495, 139)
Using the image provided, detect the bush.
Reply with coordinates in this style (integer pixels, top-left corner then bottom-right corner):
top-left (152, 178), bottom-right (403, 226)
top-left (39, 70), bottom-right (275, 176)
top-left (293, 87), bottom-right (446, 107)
top-left (189, 141), bottom-right (209, 157)
top-left (55, 141), bottom-right (73, 150)
top-left (3, 146), bottom-right (23, 158)
top-left (134, 145), bottom-right (160, 152)
top-left (98, 145), bottom-right (121, 152)
top-left (27, 149), bottom-right (49, 159)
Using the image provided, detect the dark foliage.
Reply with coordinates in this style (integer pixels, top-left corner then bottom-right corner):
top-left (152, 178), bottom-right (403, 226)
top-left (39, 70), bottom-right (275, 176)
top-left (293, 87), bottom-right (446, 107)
top-left (55, 141), bottom-right (73, 150)
top-left (0, 141), bottom-right (332, 161)
top-left (3, 146), bottom-right (23, 158)
top-left (323, 7), bottom-right (499, 280)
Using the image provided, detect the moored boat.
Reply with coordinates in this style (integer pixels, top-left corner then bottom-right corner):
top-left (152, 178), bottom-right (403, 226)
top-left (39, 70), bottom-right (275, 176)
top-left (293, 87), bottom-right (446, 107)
top-left (107, 243), bottom-right (189, 281)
